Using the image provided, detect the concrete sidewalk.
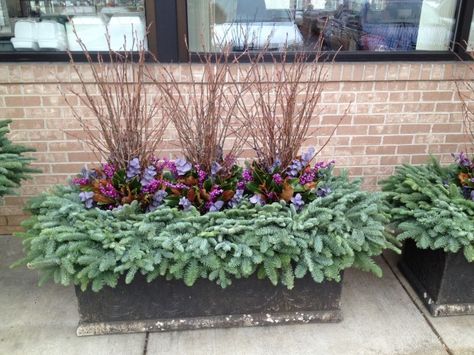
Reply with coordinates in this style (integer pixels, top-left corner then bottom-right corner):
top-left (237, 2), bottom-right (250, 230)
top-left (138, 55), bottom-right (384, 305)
top-left (1, 235), bottom-right (473, 355)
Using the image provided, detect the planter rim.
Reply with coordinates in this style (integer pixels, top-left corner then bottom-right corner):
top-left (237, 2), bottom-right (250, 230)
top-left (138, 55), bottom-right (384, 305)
top-left (76, 309), bottom-right (342, 336)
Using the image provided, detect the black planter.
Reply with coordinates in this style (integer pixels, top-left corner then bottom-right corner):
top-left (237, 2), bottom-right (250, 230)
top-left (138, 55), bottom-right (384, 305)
top-left (75, 273), bottom-right (343, 336)
top-left (398, 239), bottom-right (474, 317)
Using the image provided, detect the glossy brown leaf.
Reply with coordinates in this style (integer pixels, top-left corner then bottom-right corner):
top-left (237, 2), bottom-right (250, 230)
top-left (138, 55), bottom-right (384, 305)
top-left (222, 190), bottom-right (235, 202)
top-left (280, 181), bottom-right (294, 202)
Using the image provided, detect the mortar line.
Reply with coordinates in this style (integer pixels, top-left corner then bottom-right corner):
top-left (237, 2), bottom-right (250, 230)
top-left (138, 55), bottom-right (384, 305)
top-left (381, 254), bottom-right (454, 355)
top-left (142, 331), bottom-right (150, 355)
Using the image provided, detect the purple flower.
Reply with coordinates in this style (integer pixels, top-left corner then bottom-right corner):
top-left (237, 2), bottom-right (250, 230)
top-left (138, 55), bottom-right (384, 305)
top-left (155, 158), bottom-right (178, 176)
top-left (272, 173), bottom-right (283, 184)
top-left (80, 166), bottom-right (97, 180)
top-left (301, 147), bottom-right (315, 165)
top-left (126, 158), bottom-right (141, 179)
top-left (99, 182), bottom-right (119, 199)
top-left (196, 164), bottom-right (207, 185)
top-left (250, 194), bottom-right (264, 206)
top-left (291, 193), bottom-right (305, 211)
top-left (242, 169), bottom-right (253, 182)
top-left (72, 177), bottom-right (89, 186)
top-left (79, 191), bottom-right (94, 209)
top-left (211, 161), bottom-right (222, 176)
top-left (287, 159), bottom-right (303, 177)
top-left (317, 186), bottom-right (332, 197)
top-left (229, 189), bottom-right (244, 208)
top-left (179, 197), bottom-right (192, 211)
top-left (148, 190), bottom-right (168, 212)
top-left (314, 160), bottom-right (335, 170)
top-left (208, 200), bottom-right (224, 212)
top-left (237, 181), bottom-right (246, 190)
top-left (175, 158), bottom-right (192, 176)
top-left (142, 179), bottom-right (160, 194)
top-left (453, 152), bottom-right (472, 168)
top-left (166, 181), bottom-right (188, 190)
top-left (103, 163), bottom-right (116, 178)
top-left (299, 170), bottom-right (316, 185)
top-left (141, 165), bottom-right (157, 187)
top-left (209, 186), bottom-right (223, 201)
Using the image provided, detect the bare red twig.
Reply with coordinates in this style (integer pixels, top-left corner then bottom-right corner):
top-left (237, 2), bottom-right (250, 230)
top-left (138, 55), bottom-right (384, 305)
top-left (60, 24), bottom-right (169, 169)
top-left (455, 46), bottom-right (474, 151)
top-left (233, 37), bottom-right (346, 170)
top-left (149, 45), bottom-right (250, 173)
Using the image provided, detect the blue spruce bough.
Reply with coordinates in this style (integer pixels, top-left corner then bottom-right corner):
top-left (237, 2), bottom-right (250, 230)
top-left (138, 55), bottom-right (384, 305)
top-left (381, 158), bottom-right (474, 263)
top-left (14, 172), bottom-right (399, 292)
top-left (0, 119), bottom-right (37, 197)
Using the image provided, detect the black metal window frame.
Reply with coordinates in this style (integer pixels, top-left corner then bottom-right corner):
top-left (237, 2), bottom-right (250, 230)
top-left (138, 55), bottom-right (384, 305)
top-left (0, 0), bottom-right (473, 63)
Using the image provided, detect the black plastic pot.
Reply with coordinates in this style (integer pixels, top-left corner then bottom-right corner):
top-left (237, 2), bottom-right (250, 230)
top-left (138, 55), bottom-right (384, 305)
top-left (398, 239), bottom-right (474, 316)
top-left (75, 273), bottom-right (344, 336)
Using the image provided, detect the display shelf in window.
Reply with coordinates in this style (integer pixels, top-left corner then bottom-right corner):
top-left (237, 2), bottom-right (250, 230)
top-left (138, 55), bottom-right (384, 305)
top-left (0, 0), bottom-right (147, 52)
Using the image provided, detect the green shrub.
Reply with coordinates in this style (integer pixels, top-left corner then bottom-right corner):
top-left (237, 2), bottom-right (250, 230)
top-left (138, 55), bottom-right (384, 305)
top-left (381, 158), bottom-right (474, 262)
top-left (0, 119), bottom-right (38, 197)
top-left (14, 172), bottom-right (398, 291)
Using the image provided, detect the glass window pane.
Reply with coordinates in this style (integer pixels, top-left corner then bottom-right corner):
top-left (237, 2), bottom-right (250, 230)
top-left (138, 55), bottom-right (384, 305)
top-left (0, 0), bottom-right (146, 52)
top-left (187, 0), bottom-right (458, 53)
top-left (468, 14), bottom-right (474, 51)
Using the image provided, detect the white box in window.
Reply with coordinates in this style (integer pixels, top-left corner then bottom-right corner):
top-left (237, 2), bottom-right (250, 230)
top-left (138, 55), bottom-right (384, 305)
top-left (107, 15), bottom-right (147, 51)
top-left (11, 20), bottom-right (39, 50)
top-left (66, 16), bottom-right (108, 51)
top-left (38, 21), bottom-right (67, 51)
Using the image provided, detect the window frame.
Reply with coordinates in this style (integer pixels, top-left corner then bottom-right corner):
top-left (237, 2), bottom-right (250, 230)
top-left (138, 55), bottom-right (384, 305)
top-left (0, 0), bottom-right (472, 63)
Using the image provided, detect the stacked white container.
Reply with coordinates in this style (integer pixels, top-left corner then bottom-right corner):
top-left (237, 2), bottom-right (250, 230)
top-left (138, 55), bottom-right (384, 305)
top-left (37, 20), bottom-right (67, 51)
top-left (66, 16), bottom-right (108, 51)
top-left (11, 20), bottom-right (39, 50)
top-left (107, 15), bottom-right (148, 51)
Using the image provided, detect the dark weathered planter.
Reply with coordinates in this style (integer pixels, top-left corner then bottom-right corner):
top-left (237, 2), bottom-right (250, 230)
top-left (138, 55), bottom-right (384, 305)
top-left (398, 239), bottom-right (474, 317)
top-left (75, 273), bottom-right (344, 336)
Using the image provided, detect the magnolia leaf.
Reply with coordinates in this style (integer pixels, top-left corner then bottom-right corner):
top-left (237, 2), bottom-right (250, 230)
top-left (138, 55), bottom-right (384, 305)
top-left (280, 181), bottom-right (294, 202)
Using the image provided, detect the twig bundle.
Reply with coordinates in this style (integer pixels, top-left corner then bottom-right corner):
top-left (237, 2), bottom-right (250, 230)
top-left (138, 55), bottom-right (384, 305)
top-left (234, 39), bottom-right (345, 170)
top-left (62, 27), bottom-right (169, 168)
top-left (152, 48), bottom-right (248, 173)
top-left (456, 52), bottom-right (474, 148)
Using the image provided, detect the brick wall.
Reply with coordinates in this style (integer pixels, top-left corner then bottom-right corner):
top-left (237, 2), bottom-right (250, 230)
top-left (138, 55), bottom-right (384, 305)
top-left (0, 62), bottom-right (471, 233)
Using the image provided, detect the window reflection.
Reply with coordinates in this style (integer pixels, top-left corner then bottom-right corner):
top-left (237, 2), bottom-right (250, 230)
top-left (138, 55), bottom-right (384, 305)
top-left (0, 0), bottom-right (146, 52)
top-left (188, 0), bottom-right (457, 53)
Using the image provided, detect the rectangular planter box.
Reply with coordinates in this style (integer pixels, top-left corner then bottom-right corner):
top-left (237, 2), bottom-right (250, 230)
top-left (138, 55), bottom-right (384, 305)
top-left (398, 239), bottom-right (474, 317)
top-left (75, 273), bottom-right (343, 336)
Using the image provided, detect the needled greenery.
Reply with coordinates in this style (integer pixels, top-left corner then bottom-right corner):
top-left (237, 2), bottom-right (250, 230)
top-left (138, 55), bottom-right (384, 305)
top-left (0, 119), bottom-right (38, 197)
top-left (14, 171), bottom-right (399, 292)
top-left (381, 158), bottom-right (474, 262)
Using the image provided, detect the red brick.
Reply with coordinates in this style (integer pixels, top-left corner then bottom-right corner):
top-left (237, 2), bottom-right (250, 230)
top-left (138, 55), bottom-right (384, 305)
top-left (431, 124), bottom-right (463, 133)
top-left (421, 91), bottom-right (453, 101)
top-left (383, 135), bottom-right (413, 144)
top-left (351, 136), bottom-right (382, 146)
top-left (369, 125), bottom-right (399, 135)
top-left (400, 124), bottom-right (431, 134)
top-left (68, 152), bottom-right (98, 162)
top-left (10, 119), bottom-right (44, 130)
top-left (336, 125), bottom-right (368, 135)
top-left (352, 115), bottom-right (385, 125)
top-left (5, 96), bottom-right (41, 107)
top-left (397, 145), bottom-right (427, 154)
top-left (48, 141), bottom-right (83, 151)
top-left (365, 146), bottom-right (397, 155)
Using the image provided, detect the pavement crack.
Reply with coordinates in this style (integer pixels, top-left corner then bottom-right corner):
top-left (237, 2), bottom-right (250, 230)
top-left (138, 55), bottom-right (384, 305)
top-left (381, 254), bottom-right (454, 355)
top-left (143, 331), bottom-right (150, 355)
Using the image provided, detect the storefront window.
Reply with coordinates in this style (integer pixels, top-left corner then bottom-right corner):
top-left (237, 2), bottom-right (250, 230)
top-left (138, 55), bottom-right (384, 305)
top-left (0, 0), bottom-right (146, 52)
top-left (187, 0), bottom-right (458, 53)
